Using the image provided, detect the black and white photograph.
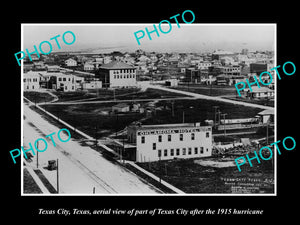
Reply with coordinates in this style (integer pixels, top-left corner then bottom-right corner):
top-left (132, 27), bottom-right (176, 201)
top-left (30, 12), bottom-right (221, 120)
top-left (4, 3), bottom-right (298, 222)
top-left (21, 24), bottom-right (276, 195)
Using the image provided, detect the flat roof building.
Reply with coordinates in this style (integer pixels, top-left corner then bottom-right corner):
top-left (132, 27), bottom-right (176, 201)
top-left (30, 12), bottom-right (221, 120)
top-left (127, 123), bottom-right (212, 162)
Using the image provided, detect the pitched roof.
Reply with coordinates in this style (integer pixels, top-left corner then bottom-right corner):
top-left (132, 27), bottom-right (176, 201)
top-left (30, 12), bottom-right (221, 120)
top-left (100, 61), bottom-right (134, 69)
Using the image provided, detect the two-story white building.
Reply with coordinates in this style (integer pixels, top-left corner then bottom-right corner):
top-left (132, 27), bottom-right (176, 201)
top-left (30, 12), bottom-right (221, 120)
top-left (127, 123), bottom-right (212, 162)
top-left (97, 61), bottom-right (137, 88)
top-left (23, 71), bottom-right (41, 91)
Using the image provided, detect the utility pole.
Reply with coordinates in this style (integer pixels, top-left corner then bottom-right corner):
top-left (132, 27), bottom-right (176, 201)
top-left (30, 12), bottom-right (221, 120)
top-left (213, 106), bottom-right (219, 128)
top-left (221, 113), bottom-right (227, 136)
top-left (36, 142), bottom-right (39, 168)
top-left (158, 156), bottom-right (161, 184)
top-left (56, 158), bottom-right (59, 194)
top-left (266, 122), bottom-right (269, 145)
top-left (95, 124), bottom-right (98, 150)
top-left (182, 110), bottom-right (185, 123)
top-left (171, 101), bottom-right (175, 117)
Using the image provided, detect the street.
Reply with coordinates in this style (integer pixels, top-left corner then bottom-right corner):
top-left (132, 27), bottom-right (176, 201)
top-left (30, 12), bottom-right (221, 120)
top-left (23, 103), bottom-right (161, 194)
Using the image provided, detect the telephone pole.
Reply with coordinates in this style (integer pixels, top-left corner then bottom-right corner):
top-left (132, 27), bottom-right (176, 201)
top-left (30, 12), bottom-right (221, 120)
top-left (56, 158), bottom-right (59, 194)
top-left (221, 113), bottom-right (227, 136)
top-left (213, 106), bottom-right (219, 128)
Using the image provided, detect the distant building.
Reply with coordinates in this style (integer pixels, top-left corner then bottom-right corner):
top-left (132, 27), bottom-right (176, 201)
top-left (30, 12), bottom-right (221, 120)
top-left (257, 109), bottom-right (274, 124)
top-left (46, 65), bottom-right (60, 73)
top-left (127, 123), bottom-right (212, 162)
top-left (198, 61), bottom-right (212, 70)
top-left (245, 86), bottom-right (274, 99)
top-left (48, 73), bottom-right (76, 92)
top-left (250, 63), bottom-right (267, 74)
top-left (185, 68), bottom-right (201, 83)
top-left (82, 80), bottom-right (102, 89)
top-left (112, 103), bottom-right (130, 113)
top-left (212, 50), bottom-right (236, 60)
top-left (222, 65), bottom-right (241, 76)
top-left (97, 61), bottom-right (137, 88)
top-left (241, 49), bottom-right (249, 55)
top-left (65, 58), bottom-right (77, 67)
top-left (83, 62), bottom-right (94, 71)
top-left (23, 71), bottom-right (41, 91)
top-left (165, 79), bottom-right (179, 87)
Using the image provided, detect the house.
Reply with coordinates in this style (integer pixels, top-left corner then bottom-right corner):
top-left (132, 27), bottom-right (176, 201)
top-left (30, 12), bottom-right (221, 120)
top-left (257, 109), bottom-right (274, 124)
top-left (82, 80), bottom-right (102, 89)
top-left (46, 65), bottom-right (60, 73)
top-left (165, 79), bottom-right (179, 87)
top-left (245, 86), bottom-right (274, 99)
top-left (198, 61), bottom-right (212, 70)
top-left (83, 62), bottom-right (94, 71)
top-left (65, 58), bottom-right (77, 67)
top-left (97, 61), bottom-right (137, 88)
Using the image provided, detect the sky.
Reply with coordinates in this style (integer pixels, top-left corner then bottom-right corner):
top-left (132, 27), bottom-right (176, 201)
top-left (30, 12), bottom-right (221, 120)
top-left (22, 24), bottom-right (275, 53)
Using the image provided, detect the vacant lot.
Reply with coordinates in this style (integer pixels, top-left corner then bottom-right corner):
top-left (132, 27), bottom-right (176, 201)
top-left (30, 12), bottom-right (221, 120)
top-left (41, 97), bottom-right (263, 139)
top-left (137, 156), bottom-right (274, 194)
top-left (171, 84), bottom-right (238, 96)
top-left (142, 98), bottom-right (263, 125)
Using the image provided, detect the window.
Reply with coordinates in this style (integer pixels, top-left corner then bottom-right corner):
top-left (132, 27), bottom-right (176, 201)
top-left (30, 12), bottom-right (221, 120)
top-left (194, 147), bottom-right (198, 154)
top-left (206, 148), bottom-right (209, 152)
top-left (158, 135), bottom-right (162, 142)
top-left (158, 150), bottom-right (161, 157)
top-left (206, 132), bottom-right (210, 138)
top-left (182, 148), bottom-right (186, 155)
top-left (63, 78), bottom-right (66, 81)
top-left (179, 134), bottom-right (183, 141)
top-left (164, 149), bottom-right (168, 157)
top-left (168, 135), bottom-right (171, 142)
top-left (153, 143), bottom-right (156, 150)
top-left (23, 78), bottom-right (26, 82)
top-left (114, 75), bottom-right (116, 79)
top-left (176, 148), bottom-right (180, 156)
top-left (120, 75), bottom-right (122, 79)
top-left (170, 149), bottom-right (174, 156)
top-left (191, 133), bottom-right (195, 140)
top-left (141, 136), bottom-right (145, 144)
top-left (200, 147), bottom-right (204, 154)
top-left (58, 78), bottom-right (62, 81)
top-left (188, 148), bottom-right (192, 155)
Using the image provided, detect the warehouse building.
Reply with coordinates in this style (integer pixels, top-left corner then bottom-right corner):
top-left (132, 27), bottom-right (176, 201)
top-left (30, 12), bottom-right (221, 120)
top-left (127, 123), bottom-right (212, 162)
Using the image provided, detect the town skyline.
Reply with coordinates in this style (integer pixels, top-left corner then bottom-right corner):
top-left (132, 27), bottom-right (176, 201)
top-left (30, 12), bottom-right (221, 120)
top-left (22, 24), bottom-right (276, 54)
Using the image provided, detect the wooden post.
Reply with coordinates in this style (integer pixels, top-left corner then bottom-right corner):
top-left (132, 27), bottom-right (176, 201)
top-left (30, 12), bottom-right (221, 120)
top-left (56, 159), bottom-right (59, 194)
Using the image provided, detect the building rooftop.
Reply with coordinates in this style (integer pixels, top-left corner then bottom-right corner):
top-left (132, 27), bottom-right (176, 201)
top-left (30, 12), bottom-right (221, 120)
top-left (100, 61), bottom-right (134, 70)
top-left (245, 86), bottom-right (274, 93)
top-left (129, 122), bottom-right (211, 131)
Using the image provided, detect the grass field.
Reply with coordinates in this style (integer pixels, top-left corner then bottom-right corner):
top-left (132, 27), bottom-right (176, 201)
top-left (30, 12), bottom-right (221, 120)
top-left (41, 97), bottom-right (263, 139)
top-left (171, 84), bottom-right (238, 96)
